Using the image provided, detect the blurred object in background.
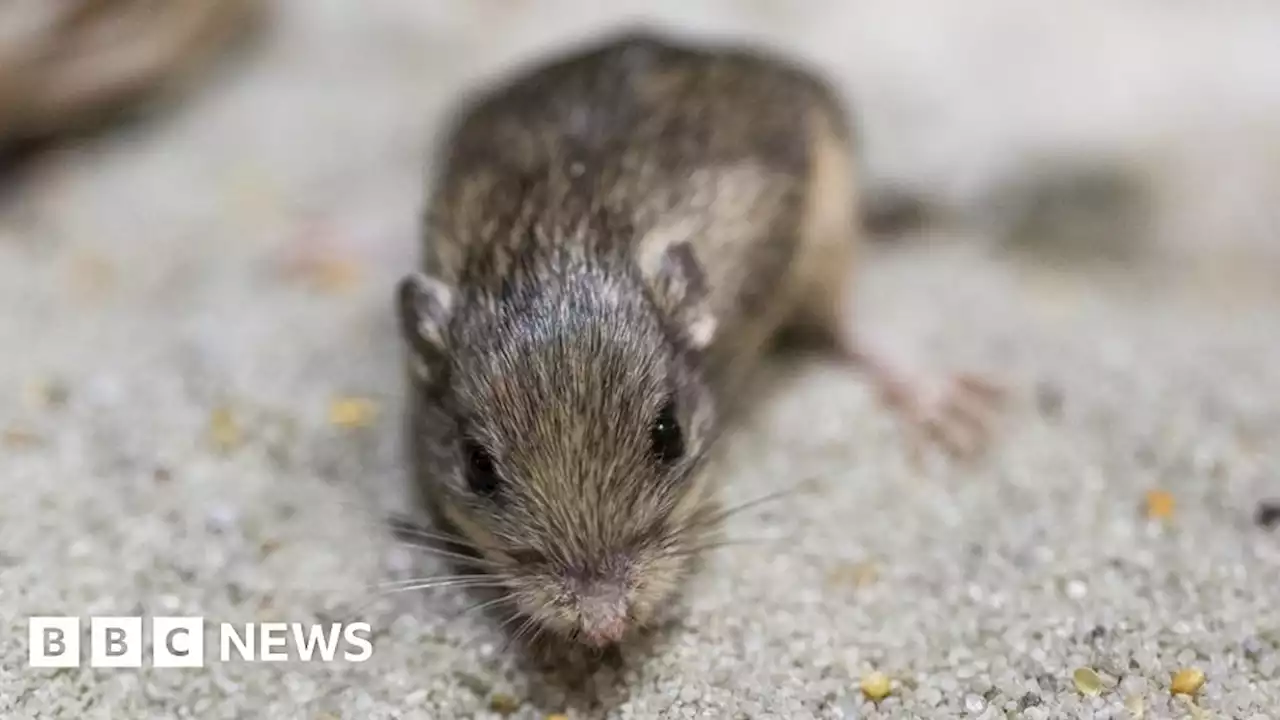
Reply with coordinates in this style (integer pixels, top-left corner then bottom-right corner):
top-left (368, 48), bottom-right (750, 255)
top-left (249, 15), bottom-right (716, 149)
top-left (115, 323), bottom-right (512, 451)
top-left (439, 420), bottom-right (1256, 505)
top-left (0, 0), bottom-right (266, 166)
top-left (791, 0), bottom-right (1280, 280)
top-left (981, 153), bottom-right (1158, 266)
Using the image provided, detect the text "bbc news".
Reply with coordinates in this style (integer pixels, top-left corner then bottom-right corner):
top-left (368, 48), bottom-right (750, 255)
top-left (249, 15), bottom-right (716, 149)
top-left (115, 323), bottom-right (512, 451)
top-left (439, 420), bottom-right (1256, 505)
top-left (28, 617), bottom-right (374, 668)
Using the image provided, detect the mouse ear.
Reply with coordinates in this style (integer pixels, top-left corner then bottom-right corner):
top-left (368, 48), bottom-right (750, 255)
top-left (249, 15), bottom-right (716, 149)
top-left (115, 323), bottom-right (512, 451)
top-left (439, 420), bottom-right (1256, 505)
top-left (645, 240), bottom-right (717, 351)
top-left (396, 271), bottom-right (454, 373)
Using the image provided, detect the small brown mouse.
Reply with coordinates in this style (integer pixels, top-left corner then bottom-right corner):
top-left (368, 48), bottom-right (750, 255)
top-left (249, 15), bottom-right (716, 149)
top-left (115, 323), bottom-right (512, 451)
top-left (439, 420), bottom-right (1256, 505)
top-left (394, 29), bottom-right (1001, 649)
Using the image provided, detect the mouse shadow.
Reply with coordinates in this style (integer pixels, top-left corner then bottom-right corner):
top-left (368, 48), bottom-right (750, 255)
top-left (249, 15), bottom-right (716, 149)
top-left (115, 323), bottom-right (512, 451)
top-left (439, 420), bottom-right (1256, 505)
top-left (385, 508), bottom-right (698, 717)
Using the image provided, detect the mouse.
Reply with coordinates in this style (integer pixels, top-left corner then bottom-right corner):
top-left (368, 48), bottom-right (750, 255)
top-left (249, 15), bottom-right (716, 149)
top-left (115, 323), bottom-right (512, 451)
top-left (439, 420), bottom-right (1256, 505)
top-left (393, 29), bottom-right (1002, 650)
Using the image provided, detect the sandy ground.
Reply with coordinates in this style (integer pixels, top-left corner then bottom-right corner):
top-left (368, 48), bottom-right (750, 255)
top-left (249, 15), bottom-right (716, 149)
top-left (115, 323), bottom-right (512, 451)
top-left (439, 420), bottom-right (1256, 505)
top-left (2, 1), bottom-right (1279, 718)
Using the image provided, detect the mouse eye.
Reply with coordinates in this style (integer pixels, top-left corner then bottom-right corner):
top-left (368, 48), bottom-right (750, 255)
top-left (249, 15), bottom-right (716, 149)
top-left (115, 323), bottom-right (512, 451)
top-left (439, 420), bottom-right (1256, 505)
top-left (462, 439), bottom-right (502, 496)
top-left (649, 396), bottom-right (684, 465)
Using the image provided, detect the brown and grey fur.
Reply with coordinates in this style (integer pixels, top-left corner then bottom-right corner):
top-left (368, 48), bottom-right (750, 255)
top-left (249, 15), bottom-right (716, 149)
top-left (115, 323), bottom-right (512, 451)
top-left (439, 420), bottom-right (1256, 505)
top-left (395, 29), bottom-right (864, 648)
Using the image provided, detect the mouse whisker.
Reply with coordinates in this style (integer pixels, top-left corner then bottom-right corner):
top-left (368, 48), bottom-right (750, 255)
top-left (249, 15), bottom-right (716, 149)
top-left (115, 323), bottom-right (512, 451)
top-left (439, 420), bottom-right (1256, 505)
top-left (334, 577), bottom-right (511, 627)
top-left (376, 577), bottom-right (514, 596)
top-left (389, 525), bottom-right (471, 547)
top-left (333, 577), bottom-right (491, 623)
top-left (661, 535), bottom-right (790, 560)
top-left (456, 591), bottom-right (518, 620)
top-left (386, 520), bottom-right (486, 552)
top-left (524, 622), bottom-right (549, 652)
top-left (507, 613), bottom-right (542, 652)
top-left (495, 608), bottom-right (529, 635)
top-left (393, 541), bottom-right (505, 570)
top-left (674, 476), bottom-right (819, 536)
top-left (377, 572), bottom-right (509, 589)
top-left (497, 612), bottom-right (538, 654)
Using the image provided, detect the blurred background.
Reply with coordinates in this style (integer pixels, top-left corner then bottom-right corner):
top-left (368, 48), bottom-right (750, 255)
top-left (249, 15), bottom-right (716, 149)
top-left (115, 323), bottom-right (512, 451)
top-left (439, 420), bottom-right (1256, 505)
top-left (2, 1), bottom-right (1278, 718)
top-left (5, 0), bottom-right (1280, 276)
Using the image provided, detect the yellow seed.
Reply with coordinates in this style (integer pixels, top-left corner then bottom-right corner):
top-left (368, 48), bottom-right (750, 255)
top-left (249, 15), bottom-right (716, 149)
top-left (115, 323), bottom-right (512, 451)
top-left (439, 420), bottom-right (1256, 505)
top-left (826, 561), bottom-right (879, 589)
top-left (279, 243), bottom-right (360, 294)
top-left (328, 397), bottom-right (377, 428)
top-left (546, 715), bottom-right (570, 720)
top-left (3, 427), bottom-right (42, 448)
top-left (489, 693), bottom-right (521, 714)
top-left (1073, 667), bottom-right (1104, 696)
top-left (850, 562), bottom-right (879, 587)
top-left (209, 407), bottom-right (242, 451)
top-left (24, 378), bottom-right (69, 409)
top-left (306, 258), bottom-right (360, 293)
top-left (1123, 694), bottom-right (1145, 718)
top-left (860, 671), bottom-right (891, 700)
top-left (1170, 667), bottom-right (1205, 696)
top-left (1145, 489), bottom-right (1175, 520)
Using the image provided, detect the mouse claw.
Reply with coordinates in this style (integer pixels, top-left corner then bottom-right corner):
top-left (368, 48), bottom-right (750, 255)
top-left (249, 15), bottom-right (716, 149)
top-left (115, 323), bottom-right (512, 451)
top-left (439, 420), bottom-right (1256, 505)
top-left (901, 372), bottom-right (1003, 462)
top-left (953, 372), bottom-right (1006, 404)
top-left (842, 344), bottom-right (1004, 462)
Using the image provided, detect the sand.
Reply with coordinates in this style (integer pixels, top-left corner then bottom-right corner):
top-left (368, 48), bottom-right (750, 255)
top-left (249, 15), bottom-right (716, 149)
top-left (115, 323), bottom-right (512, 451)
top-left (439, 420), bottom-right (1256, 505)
top-left (2, 1), bottom-right (1278, 718)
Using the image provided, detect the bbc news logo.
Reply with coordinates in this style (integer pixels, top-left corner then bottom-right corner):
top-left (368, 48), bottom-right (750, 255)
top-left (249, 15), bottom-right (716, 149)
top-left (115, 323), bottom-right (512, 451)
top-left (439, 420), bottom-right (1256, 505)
top-left (28, 617), bottom-right (373, 668)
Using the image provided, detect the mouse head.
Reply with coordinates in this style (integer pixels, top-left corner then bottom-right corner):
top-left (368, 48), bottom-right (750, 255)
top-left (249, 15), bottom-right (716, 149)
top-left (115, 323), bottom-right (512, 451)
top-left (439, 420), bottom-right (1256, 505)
top-left (395, 240), bottom-right (721, 647)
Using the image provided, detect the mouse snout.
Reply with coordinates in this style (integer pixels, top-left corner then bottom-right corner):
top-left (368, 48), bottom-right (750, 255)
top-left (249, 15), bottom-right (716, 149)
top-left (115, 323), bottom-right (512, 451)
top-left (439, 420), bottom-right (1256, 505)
top-left (567, 567), bottom-right (631, 646)
top-left (576, 582), bottom-right (629, 646)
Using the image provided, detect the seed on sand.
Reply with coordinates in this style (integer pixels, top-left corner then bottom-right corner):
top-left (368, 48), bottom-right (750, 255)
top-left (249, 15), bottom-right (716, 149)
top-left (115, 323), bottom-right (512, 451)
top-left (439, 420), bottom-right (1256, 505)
top-left (1072, 667), bottom-right (1104, 696)
top-left (826, 561), bottom-right (879, 589)
top-left (860, 670), bottom-right (891, 700)
top-left (1170, 667), bottom-right (1205, 696)
top-left (278, 234), bottom-right (361, 294)
top-left (1144, 489), bottom-right (1175, 520)
top-left (489, 693), bottom-right (521, 715)
top-left (3, 427), bottom-right (43, 448)
top-left (328, 397), bottom-right (377, 428)
top-left (24, 378), bottom-right (69, 409)
top-left (208, 407), bottom-right (242, 451)
top-left (302, 257), bottom-right (360, 293)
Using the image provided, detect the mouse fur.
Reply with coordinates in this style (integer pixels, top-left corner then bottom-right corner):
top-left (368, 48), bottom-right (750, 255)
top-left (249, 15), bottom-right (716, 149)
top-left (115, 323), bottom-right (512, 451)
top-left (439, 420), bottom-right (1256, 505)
top-left (395, 28), bottom-right (862, 649)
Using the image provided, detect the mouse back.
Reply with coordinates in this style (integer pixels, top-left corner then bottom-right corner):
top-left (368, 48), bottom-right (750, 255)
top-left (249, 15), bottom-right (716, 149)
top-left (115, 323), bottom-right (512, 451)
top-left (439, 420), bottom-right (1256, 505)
top-left (420, 29), bottom-right (858, 400)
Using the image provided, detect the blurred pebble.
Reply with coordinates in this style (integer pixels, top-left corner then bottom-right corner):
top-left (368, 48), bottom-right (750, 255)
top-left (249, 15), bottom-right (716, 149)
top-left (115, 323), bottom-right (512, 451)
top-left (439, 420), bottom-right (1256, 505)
top-left (206, 505), bottom-right (239, 533)
top-left (1066, 580), bottom-right (1089, 600)
top-left (24, 377), bottom-right (69, 409)
top-left (1255, 501), bottom-right (1280, 529)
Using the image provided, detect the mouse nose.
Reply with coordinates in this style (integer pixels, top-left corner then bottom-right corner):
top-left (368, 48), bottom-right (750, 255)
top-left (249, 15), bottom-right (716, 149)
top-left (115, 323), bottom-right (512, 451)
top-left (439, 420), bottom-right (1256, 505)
top-left (581, 612), bottom-right (627, 646)
top-left (577, 581), bottom-right (630, 646)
